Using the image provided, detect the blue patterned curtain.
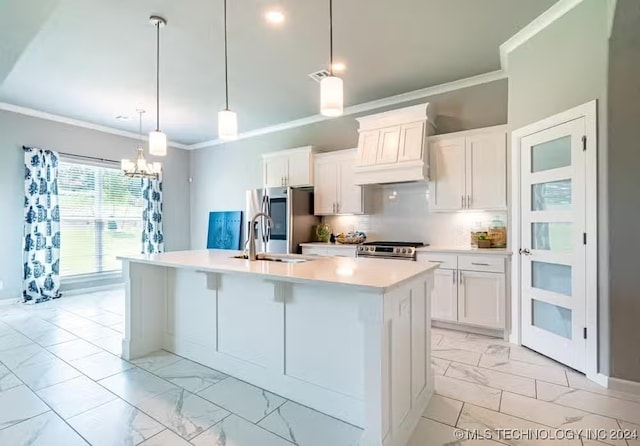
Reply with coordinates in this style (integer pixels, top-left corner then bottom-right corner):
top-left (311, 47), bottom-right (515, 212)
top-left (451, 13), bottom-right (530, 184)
top-left (141, 174), bottom-right (164, 254)
top-left (23, 147), bottom-right (61, 303)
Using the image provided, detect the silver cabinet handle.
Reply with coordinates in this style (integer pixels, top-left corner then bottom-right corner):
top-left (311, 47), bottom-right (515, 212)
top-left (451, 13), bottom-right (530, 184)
top-left (430, 260), bottom-right (444, 263)
top-left (336, 202), bottom-right (340, 213)
top-left (459, 271), bottom-right (463, 285)
top-left (467, 195), bottom-right (471, 208)
top-left (332, 203), bottom-right (336, 213)
top-left (453, 270), bottom-right (456, 284)
top-left (471, 262), bottom-right (490, 266)
top-left (461, 195), bottom-right (465, 209)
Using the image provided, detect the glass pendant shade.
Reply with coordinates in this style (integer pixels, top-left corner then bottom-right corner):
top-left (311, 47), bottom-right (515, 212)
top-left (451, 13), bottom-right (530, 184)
top-left (320, 76), bottom-right (343, 117)
top-left (121, 159), bottom-right (134, 171)
top-left (218, 109), bottom-right (238, 140)
top-left (149, 130), bottom-right (167, 156)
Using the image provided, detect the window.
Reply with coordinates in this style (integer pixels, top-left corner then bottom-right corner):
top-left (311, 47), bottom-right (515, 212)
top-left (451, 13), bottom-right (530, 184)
top-left (58, 160), bottom-right (144, 277)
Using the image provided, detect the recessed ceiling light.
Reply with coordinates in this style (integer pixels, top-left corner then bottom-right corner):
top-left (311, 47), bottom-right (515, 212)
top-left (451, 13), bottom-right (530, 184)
top-left (332, 62), bottom-right (346, 73)
top-left (265, 10), bottom-right (285, 25)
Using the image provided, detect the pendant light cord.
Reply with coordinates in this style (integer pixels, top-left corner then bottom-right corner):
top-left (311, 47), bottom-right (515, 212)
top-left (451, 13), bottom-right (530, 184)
top-left (155, 20), bottom-right (161, 131)
top-left (223, 0), bottom-right (229, 110)
top-left (329, 0), bottom-right (333, 76)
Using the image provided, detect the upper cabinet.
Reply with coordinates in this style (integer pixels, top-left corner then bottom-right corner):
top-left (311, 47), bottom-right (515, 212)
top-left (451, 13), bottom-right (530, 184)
top-left (263, 146), bottom-right (316, 188)
top-left (354, 103), bottom-right (435, 185)
top-left (429, 126), bottom-right (507, 211)
top-left (314, 149), bottom-right (364, 215)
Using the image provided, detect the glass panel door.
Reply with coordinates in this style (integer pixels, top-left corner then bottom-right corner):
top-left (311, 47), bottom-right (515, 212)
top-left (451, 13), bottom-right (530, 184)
top-left (520, 117), bottom-right (587, 372)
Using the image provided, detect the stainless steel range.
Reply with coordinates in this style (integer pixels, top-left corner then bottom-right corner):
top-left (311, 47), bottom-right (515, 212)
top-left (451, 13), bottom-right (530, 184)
top-left (356, 241), bottom-right (427, 261)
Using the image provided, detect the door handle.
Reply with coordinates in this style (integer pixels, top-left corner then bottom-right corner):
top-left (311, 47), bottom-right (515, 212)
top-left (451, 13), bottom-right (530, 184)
top-left (519, 248), bottom-right (531, 256)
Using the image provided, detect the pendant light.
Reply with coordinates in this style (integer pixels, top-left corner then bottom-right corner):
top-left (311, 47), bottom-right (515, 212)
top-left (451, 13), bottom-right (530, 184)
top-left (320, 0), bottom-right (343, 117)
top-left (121, 110), bottom-right (161, 178)
top-left (149, 15), bottom-right (168, 156)
top-left (218, 0), bottom-right (238, 140)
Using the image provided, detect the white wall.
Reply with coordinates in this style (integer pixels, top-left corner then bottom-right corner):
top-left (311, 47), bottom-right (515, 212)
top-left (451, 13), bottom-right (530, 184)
top-left (190, 80), bottom-right (508, 249)
top-left (325, 183), bottom-right (506, 246)
top-left (0, 110), bottom-right (191, 300)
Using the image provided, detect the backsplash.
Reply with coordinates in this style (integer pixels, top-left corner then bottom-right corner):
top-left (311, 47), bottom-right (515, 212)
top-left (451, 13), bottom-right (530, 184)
top-left (323, 183), bottom-right (507, 247)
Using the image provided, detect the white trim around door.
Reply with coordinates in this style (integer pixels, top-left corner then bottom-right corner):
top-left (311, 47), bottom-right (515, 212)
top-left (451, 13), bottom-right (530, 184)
top-left (510, 100), bottom-right (598, 379)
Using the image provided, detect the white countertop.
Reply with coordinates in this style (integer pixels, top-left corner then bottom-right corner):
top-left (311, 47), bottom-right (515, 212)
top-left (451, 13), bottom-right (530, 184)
top-left (301, 242), bottom-right (511, 256)
top-left (119, 249), bottom-right (438, 292)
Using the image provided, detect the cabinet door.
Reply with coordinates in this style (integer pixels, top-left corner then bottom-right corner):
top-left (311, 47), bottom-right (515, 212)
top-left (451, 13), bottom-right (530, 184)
top-left (358, 130), bottom-right (380, 166)
top-left (431, 269), bottom-right (457, 322)
top-left (287, 150), bottom-right (313, 187)
top-left (264, 155), bottom-right (288, 188)
top-left (466, 131), bottom-right (507, 210)
top-left (458, 271), bottom-right (505, 329)
top-left (429, 138), bottom-right (466, 211)
top-left (376, 126), bottom-right (401, 164)
top-left (314, 159), bottom-right (338, 215)
top-left (337, 156), bottom-right (363, 214)
top-left (398, 122), bottom-right (425, 162)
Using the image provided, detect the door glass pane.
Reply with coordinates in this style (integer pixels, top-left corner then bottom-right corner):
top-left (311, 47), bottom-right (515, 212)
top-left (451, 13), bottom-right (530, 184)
top-left (532, 299), bottom-right (572, 339)
top-left (532, 223), bottom-right (572, 252)
top-left (532, 180), bottom-right (571, 211)
top-left (531, 136), bottom-right (571, 172)
top-left (532, 261), bottom-right (572, 296)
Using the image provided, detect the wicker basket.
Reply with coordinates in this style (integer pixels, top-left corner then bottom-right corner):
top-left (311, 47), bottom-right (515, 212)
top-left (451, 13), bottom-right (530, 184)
top-left (335, 235), bottom-right (366, 245)
top-left (488, 227), bottom-right (507, 248)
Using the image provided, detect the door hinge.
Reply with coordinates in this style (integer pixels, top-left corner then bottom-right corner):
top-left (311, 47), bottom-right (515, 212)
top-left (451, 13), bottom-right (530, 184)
top-left (582, 135), bottom-right (587, 151)
top-left (583, 327), bottom-right (587, 339)
top-left (583, 233), bottom-right (587, 245)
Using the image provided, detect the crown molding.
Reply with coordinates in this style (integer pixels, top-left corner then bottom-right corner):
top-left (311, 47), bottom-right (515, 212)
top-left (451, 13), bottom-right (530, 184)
top-left (0, 102), bottom-right (190, 150)
top-left (500, 0), bottom-right (585, 71)
top-left (188, 69), bottom-right (507, 150)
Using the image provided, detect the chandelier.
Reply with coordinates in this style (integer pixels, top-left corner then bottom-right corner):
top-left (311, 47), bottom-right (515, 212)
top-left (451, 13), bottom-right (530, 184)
top-left (121, 110), bottom-right (161, 179)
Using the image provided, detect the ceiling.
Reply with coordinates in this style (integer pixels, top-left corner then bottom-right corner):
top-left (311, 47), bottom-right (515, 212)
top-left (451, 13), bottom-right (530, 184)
top-left (0, 0), bottom-right (556, 145)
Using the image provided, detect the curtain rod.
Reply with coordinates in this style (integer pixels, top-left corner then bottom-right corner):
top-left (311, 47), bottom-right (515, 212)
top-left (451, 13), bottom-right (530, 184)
top-left (57, 152), bottom-right (119, 165)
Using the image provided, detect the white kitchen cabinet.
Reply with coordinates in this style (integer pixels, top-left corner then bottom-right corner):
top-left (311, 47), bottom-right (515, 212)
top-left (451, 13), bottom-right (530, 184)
top-left (458, 270), bottom-right (505, 329)
top-left (418, 251), bottom-right (507, 331)
top-left (354, 103), bottom-right (435, 185)
top-left (429, 126), bottom-right (507, 211)
top-left (429, 137), bottom-right (466, 211)
top-left (432, 269), bottom-right (457, 322)
top-left (313, 149), bottom-right (363, 215)
top-left (263, 146), bottom-right (316, 188)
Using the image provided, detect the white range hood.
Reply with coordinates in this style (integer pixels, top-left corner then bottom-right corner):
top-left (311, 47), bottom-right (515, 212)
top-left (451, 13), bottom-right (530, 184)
top-left (353, 102), bottom-right (435, 185)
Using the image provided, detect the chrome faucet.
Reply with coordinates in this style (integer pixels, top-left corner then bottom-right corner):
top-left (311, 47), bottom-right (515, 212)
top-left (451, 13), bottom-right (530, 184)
top-left (248, 212), bottom-right (274, 261)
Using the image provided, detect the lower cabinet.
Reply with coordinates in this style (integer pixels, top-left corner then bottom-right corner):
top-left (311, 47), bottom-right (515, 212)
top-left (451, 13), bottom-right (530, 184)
top-left (458, 270), bottom-right (505, 329)
top-left (432, 269), bottom-right (457, 322)
top-left (301, 245), bottom-right (357, 258)
top-left (418, 253), bottom-right (507, 330)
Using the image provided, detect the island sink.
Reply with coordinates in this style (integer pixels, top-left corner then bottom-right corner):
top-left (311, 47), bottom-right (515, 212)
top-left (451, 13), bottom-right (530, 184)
top-left (230, 253), bottom-right (313, 263)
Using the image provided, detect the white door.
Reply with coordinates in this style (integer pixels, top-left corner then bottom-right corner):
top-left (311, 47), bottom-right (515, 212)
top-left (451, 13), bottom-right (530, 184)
top-left (287, 151), bottom-right (313, 187)
top-left (376, 126), bottom-right (401, 164)
top-left (337, 155), bottom-right (363, 215)
top-left (466, 131), bottom-right (507, 210)
top-left (429, 138), bottom-right (466, 211)
top-left (398, 122), bottom-right (425, 162)
top-left (458, 271), bottom-right (505, 329)
top-left (314, 159), bottom-right (338, 215)
top-left (520, 118), bottom-right (587, 372)
top-left (264, 155), bottom-right (288, 188)
top-left (358, 130), bottom-right (380, 166)
top-left (431, 269), bottom-right (457, 322)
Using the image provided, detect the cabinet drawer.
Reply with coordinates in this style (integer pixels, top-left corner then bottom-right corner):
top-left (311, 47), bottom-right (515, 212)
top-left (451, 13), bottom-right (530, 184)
top-left (301, 247), bottom-right (327, 256)
top-left (416, 253), bottom-right (457, 269)
top-left (325, 247), bottom-right (356, 258)
top-left (458, 255), bottom-right (504, 273)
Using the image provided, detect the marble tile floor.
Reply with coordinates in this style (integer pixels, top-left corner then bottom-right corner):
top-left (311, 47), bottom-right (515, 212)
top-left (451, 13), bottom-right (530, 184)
top-left (0, 289), bottom-right (639, 445)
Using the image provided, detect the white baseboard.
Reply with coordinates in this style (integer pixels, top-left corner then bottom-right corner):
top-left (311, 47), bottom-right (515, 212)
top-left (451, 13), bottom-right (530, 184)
top-left (62, 283), bottom-right (123, 297)
top-left (608, 376), bottom-right (640, 396)
top-left (432, 320), bottom-right (504, 339)
top-left (588, 373), bottom-right (609, 388)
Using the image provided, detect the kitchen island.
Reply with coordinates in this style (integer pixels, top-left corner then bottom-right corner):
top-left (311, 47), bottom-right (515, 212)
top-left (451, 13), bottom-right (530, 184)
top-left (119, 250), bottom-right (438, 446)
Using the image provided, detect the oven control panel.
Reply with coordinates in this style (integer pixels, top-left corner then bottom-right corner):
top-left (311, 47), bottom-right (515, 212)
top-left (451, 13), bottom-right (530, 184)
top-left (357, 245), bottom-right (417, 259)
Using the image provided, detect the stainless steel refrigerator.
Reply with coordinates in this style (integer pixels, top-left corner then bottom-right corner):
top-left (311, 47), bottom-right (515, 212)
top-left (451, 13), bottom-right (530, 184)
top-left (245, 187), bottom-right (319, 254)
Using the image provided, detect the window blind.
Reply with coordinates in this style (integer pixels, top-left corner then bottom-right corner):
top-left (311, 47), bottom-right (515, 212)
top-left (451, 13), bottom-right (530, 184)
top-left (58, 160), bottom-right (144, 277)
